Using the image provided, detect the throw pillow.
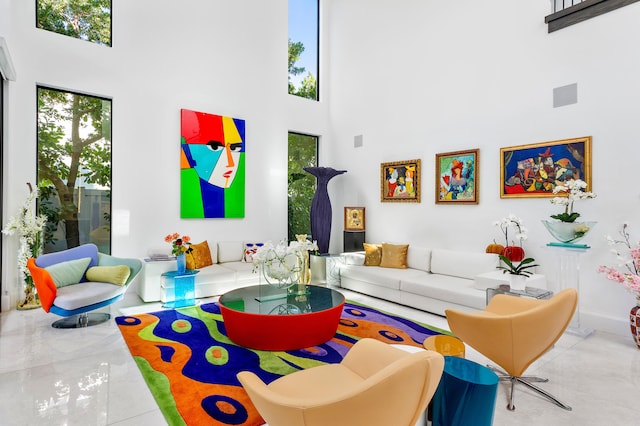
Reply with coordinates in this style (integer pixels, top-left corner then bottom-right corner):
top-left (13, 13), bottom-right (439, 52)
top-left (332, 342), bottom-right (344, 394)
top-left (243, 243), bottom-right (264, 263)
top-left (45, 257), bottom-right (92, 288)
top-left (86, 265), bottom-right (131, 286)
top-left (380, 243), bottom-right (409, 269)
top-left (363, 243), bottom-right (382, 266)
top-left (186, 241), bottom-right (214, 269)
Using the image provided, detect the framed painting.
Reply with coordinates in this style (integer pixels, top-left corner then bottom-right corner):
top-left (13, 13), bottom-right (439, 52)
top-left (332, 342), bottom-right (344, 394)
top-left (500, 136), bottom-right (592, 198)
top-left (344, 207), bottom-right (365, 231)
top-left (436, 149), bottom-right (479, 204)
top-left (380, 159), bottom-right (421, 203)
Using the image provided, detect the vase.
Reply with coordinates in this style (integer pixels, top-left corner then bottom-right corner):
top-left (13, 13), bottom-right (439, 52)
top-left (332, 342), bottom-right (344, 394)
top-left (541, 220), bottom-right (597, 244)
top-left (176, 253), bottom-right (186, 274)
top-left (304, 167), bottom-right (347, 254)
top-left (262, 251), bottom-right (299, 289)
top-left (508, 274), bottom-right (527, 291)
top-left (630, 296), bottom-right (640, 349)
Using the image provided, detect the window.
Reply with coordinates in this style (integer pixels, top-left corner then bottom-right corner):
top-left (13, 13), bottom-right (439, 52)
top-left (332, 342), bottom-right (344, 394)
top-left (37, 86), bottom-right (112, 254)
top-left (36, 0), bottom-right (112, 46)
top-left (288, 132), bottom-right (318, 241)
top-left (288, 0), bottom-right (319, 100)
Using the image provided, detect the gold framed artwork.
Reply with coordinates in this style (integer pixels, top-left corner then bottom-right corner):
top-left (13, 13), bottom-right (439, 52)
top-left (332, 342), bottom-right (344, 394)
top-left (435, 149), bottom-right (480, 204)
top-left (500, 136), bottom-right (592, 198)
top-left (380, 159), bottom-right (421, 203)
top-left (344, 207), bottom-right (365, 231)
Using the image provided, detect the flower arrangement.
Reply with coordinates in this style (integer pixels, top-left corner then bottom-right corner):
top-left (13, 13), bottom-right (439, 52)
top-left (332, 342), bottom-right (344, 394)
top-left (550, 179), bottom-right (596, 223)
top-left (597, 223), bottom-right (640, 296)
top-left (2, 183), bottom-right (48, 308)
top-left (252, 240), bottom-right (303, 285)
top-left (493, 214), bottom-right (528, 247)
top-left (164, 233), bottom-right (192, 256)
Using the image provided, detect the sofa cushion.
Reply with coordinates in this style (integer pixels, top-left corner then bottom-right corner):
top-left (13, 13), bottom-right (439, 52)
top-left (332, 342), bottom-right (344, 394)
top-left (45, 257), bottom-right (92, 288)
top-left (400, 275), bottom-right (486, 310)
top-left (187, 240), bottom-right (214, 269)
top-left (54, 281), bottom-right (126, 311)
top-left (340, 265), bottom-right (427, 290)
top-left (430, 249), bottom-right (499, 280)
top-left (343, 252), bottom-right (365, 266)
top-left (35, 243), bottom-right (99, 271)
top-left (407, 246), bottom-right (431, 272)
top-left (243, 243), bottom-right (264, 262)
top-left (363, 243), bottom-right (382, 266)
top-left (218, 241), bottom-right (244, 263)
top-left (85, 265), bottom-right (131, 286)
top-left (380, 243), bottom-right (409, 269)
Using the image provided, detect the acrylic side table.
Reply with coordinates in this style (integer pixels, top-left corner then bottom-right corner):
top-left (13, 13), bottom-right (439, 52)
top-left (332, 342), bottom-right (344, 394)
top-left (161, 270), bottom-right (198, 308)
top-left (486, 284), bottom-right (553, 305)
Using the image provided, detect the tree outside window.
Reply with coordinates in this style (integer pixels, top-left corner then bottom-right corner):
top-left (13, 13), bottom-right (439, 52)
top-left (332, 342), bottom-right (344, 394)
top-left (288, 133), bottom-right (318, 241)
top-left (36, 0), bottom-right (112, 46)
top-left (288, 0), bottom-right (318, 100)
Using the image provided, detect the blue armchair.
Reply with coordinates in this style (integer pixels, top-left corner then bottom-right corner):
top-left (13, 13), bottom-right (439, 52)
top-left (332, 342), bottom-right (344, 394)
top-left (27, 243), bottom-right (142, 328)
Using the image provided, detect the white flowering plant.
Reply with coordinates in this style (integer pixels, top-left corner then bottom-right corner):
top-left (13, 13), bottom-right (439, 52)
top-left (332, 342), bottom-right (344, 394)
top-left (252, 237), bottom-right (318, 287)
top-left (550, 179), bottom-right (596, 223)
top-left (493, 214), bottom-right (528, 247)
top-left (597, 223), bottom-right (640, 296)
top-left (2, 184), bottom-right (48, 305)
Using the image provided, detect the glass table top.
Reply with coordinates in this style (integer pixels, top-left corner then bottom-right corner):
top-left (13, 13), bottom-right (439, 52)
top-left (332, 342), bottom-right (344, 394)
top-left (219, 284), bottom-right (345, 316)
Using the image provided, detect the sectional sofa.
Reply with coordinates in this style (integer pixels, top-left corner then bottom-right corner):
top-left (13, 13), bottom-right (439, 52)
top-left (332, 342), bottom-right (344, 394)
top-left (136, 241), bottom-right (262, 303)
top-left (339, 245), bottom-right (522, 315)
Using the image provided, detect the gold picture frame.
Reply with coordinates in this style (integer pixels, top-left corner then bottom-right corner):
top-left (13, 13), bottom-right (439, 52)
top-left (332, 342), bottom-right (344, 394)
top-left (344, 207), bottom-right (365, 231)
top-left (380, 159), bottom-right (421, 203)
top-left (500, 136), bottom-right (592, 198)
top-left (435, 149), bottom-right (480, 204)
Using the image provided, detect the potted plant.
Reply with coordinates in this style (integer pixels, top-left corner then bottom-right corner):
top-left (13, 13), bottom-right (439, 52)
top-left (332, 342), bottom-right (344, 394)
top-left (542, 179), bottom-right (597, 244)
top-left (497, 255), bottom-right (539, 291)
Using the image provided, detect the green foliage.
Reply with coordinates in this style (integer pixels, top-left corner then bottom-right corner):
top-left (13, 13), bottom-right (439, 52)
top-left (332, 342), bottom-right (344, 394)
top-left (288, 133), bottom-right (318, 241)
top-left (288, 38), bottom-right (317, 100)
top-left (37, 87), bottom-right (112, 250)
top-left (36, 0), bottom-right (112, 46)
top-left (550, 212), bottom-right (581, 223)
top-left (497, 256), bottom-right (539, 277)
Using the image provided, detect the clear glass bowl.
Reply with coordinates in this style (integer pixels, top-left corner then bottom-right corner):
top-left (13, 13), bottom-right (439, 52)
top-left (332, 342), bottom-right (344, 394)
top-left (541, 220), bottom-right (597, 244)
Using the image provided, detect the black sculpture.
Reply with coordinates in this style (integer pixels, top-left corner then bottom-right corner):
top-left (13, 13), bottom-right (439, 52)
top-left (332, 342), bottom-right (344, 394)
top-left (303, 167), bottom-right (347, 254)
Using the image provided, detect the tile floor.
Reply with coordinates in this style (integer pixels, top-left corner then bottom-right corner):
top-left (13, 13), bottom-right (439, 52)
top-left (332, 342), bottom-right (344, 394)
top-left (0, 285), bottom-right (638, 425)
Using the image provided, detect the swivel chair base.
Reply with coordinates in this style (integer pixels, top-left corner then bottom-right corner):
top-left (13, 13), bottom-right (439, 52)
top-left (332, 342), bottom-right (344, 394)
top-left (52, 312), bottom-right (111, 328)
top-left (490, 366), bottom-right (572, 411)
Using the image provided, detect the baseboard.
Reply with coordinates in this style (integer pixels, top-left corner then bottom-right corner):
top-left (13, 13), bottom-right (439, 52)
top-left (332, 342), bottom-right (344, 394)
top-left (581, 310), bottom-right (629, 337)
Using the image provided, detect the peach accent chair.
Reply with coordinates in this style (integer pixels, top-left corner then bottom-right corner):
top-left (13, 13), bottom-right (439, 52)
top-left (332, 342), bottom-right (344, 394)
top-left (445, 288), bottom-right (578, 411)
top-left (237, 338), bottom-right (444, 426)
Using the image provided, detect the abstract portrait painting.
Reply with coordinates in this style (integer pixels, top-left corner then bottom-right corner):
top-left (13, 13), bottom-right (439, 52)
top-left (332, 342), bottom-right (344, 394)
top-left (180, 109), bottom-right (246, 218)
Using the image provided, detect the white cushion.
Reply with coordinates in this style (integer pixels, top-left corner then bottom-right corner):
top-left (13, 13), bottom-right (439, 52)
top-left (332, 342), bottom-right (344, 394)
top-left (406, 247), bottom-right (431, 272)
top-left (342, 252), bottom-right (365, 266)
top-left (430, 249), bottom-right (499, 280)
top-left (217, 241), bottom-right (244, 263)
top-left (54, 282), bottom-right (126, 310)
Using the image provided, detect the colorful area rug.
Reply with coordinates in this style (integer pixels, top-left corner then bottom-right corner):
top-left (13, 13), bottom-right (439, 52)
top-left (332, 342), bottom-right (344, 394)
top-left (116, 301), bottom-right (446, 426)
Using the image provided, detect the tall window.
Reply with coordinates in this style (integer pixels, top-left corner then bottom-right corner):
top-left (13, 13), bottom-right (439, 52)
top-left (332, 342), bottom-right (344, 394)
top-left (36, 0), bottom-right (112, 46)
top-left (288, 132), bottom-right (318, 241)
top-left (288, 0), bottom-right (318, 100)
top-left (37, 87), bottom-right (112, 254)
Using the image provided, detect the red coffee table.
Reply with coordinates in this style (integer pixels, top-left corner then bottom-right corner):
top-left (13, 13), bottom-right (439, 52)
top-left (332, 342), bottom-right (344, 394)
top-left (219, 284), bottom-right (345, 351)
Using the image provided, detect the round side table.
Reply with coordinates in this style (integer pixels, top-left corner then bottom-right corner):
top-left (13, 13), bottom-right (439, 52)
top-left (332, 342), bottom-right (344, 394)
top-left (423, 335), bottom-right (465, 358)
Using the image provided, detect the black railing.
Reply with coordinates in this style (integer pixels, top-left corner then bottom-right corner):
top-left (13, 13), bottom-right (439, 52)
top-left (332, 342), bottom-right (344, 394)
top-left (546, 0), bottom-right (640, 32)
top-left (552, 0), bottom-right (586, 13)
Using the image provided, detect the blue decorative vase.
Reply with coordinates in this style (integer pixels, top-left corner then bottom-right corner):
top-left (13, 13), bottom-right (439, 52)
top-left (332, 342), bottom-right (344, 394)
top-left (176, 253), bottom-right (186, 273)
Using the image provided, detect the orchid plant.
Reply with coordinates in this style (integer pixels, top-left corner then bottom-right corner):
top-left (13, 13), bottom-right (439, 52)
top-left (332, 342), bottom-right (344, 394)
top-left (493, 214), bottom-right (528, 247)
top-left (597, 223), bottom-right (640, 296)
top-left (550, 179), bottom-right (596, 223)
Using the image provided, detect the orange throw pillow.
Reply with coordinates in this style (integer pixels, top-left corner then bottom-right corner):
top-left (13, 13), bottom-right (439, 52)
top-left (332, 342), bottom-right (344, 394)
top-left (186, 241), bottom-right (214, 270)
top-left (380, 243), bottom-right (409, 269)
top-left (363, 243), bottom-right (382, 266)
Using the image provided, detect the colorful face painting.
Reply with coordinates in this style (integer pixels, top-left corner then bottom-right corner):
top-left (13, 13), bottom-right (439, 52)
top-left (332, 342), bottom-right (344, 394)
top-left (180, 109), bottom-right (246, 218)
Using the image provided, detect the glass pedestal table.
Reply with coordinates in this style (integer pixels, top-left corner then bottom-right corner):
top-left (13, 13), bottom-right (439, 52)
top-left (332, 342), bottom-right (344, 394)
top-left (218, 284), bottom-right (346, 351)
top-left (486, 284), bottom-right (553, 305)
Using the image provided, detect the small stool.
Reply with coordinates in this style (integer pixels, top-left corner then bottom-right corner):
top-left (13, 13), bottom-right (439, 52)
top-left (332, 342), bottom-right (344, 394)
top-left (423, 335), bottom-right (465, 358)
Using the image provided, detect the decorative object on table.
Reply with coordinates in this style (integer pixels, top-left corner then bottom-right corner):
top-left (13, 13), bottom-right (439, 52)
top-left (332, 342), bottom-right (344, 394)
top-left (435, 148), bottom-right (479, 204)
top-left (180, 108), bottom-right (246, 218)
top-left (115, 301), bottom-right (445, 426)
top-left (493, 214), bottom-right (528, 261)
top-left (344, 206), bottom-right (365, 231)
top-left (597, 223), bottom-right (640, 348)
top-left (485, 241), bottom-right (505, 255)
top-left (252, 241), bottom-right (302, 289)
top-left (496, 256), bottom-right (539, 291)
top-left (2, 183), bottom-right (47, 310)
top-left (380, 159), bottom-right (421, 203)
top-left (289, 235), bottom-right (318, 295)
top-left (164, 233), bottom-right (192, 273)
top-left (304, 167), bottom-right (347, 254)
top-left (500, 136), bottom-right (592, 198)
top-left (542, 178), bottom-right (597, 245)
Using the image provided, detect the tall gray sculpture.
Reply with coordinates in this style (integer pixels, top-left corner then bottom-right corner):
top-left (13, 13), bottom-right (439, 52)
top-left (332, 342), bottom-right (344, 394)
top-left (303, 167), bottom-right (347, 254)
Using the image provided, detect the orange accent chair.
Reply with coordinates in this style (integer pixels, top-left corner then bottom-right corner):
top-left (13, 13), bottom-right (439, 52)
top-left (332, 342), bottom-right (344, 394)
top-left (237, 338), bottom-right (444, 426)
top-left (445, 288), bottom-right (578, 411)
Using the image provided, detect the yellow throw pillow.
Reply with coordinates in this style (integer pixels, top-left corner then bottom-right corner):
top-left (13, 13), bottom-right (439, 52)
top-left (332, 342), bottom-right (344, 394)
top-left (186, 241), bottom-right (214, 270)
top-left (363, 243), bottom-right (382, 266)
top-left (86, 265), bottom-right (131, 286)
top-left (379, 243), bottom-right (409, 269)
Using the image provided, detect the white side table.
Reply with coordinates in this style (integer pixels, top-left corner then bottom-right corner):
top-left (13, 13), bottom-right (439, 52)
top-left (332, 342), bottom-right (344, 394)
top-left (474, 270), bottom-right (547, 290)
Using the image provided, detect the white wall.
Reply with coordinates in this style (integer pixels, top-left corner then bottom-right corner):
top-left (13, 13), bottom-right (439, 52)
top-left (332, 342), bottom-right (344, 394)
top-left (0, 0), bottom-right (332, 306)
top-left (326, 0), bottom-right (640, 336)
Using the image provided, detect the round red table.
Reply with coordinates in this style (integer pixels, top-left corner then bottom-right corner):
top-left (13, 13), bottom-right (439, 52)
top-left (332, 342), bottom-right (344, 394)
top-left (218, 284), bottom-right (345, 351)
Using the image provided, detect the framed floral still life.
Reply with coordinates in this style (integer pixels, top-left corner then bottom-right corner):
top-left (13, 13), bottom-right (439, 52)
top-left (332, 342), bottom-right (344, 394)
top-left (380, 159), bottom-right (421, 203)
top-left (436, 149), bottom-right (480, 204)
top-left (500, 136), bottom-right (592, 198)
top-left (344, 207), bottom-right (365, 231)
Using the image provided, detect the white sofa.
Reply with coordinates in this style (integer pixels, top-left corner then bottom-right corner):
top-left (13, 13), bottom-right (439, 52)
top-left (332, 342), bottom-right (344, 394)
top-left (137, 241), bottom-right (261, 303)
top-left (338, 246), bottom-right (543, 316)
